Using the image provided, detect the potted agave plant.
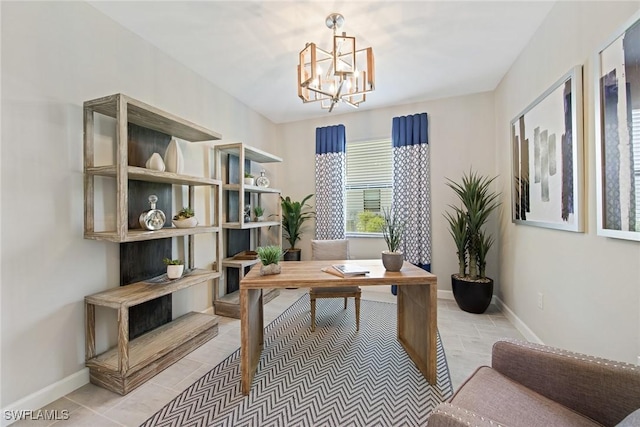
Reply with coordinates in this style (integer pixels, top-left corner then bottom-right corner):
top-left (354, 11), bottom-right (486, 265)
top-left (280, 194), bottom-right (315, 261)
top-left (381, 207), bottom-right (405, 272)
top-left (444, 169), bottom-right (500, 313)
top-left (163, 258), bottom-right (184, 279)
top-left (256, 245), bottom-right (283, 276)
top-left (172, 206), bottom-right (197, 228)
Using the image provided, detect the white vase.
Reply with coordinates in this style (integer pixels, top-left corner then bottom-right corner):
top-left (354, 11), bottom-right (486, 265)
top-left (244, 177), bottom-right (255, 186)
top-left (172, 217), bottom-right (198, 228)
top-left (145, 152), bottom-right (165, 171)
top-left (164, 138), bottom-right (184, 174)
top-left (166, 264), bottom-right (184, 279)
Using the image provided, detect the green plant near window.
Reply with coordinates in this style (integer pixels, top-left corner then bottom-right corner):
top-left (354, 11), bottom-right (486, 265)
top-left (162, 258), bottom-right (184, 265)
top-left (280, 194), bottom-right (315, 249)
top-left (254, 206), bottom-right (264, 217)
top-left (381, 207), bottom-right (404, 253)
top-left (244, 171), bottom-right (254, 178)
top-left (256, 245), bottom-right (283, 266)
top-left (356, 211), bottom-right (385, 232)
top-left (444, 169), bottom-right (500, 280)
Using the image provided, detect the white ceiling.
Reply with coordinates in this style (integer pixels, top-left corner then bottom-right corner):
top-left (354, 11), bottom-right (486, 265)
top-left (89, 1), bottom-right (555, 124)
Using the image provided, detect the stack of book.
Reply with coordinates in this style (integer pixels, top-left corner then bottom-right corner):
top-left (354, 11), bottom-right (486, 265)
top-left (322, 264), bottom-right (370, 277)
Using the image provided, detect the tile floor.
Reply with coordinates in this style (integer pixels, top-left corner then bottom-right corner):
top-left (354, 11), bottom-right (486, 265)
top-left (12, 287), bottom-right (525, 426)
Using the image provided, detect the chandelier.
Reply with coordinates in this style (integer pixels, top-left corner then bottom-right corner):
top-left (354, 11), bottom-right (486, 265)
top-left (297, 13), bottom-right (375, 112)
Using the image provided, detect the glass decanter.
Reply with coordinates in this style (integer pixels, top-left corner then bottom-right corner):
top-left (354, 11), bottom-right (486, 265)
top-left (139, 195), bottom-right (166, 230)
top-left (256, 170), bottom-right (270, 188)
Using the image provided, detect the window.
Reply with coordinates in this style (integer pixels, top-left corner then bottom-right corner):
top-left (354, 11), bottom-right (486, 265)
top-left (345, 139), bottom-right (393, 235)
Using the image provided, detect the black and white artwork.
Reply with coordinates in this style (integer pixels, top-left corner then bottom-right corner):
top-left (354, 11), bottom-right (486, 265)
top-left (510, 66), bottom-right (584, 232)
top-left (595, 11), bottom-right (640, 241)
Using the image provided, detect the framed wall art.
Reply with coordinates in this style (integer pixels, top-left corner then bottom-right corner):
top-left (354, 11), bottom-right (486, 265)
top-left (510, 65), bottom-right (584, 232)
top-left (595, 11), bottom-right (640, 241)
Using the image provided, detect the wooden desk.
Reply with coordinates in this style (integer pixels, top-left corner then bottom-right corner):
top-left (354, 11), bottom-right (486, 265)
top-left (240, 259), bottom-right (438, 395)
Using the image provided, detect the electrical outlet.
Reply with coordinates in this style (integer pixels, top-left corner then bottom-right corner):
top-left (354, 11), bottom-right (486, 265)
top-left (537, 292), bottom-right (544, 310)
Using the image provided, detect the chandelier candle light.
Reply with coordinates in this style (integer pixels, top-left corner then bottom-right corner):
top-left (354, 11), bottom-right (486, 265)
top-left (298, 13), bottom-right (375, 112)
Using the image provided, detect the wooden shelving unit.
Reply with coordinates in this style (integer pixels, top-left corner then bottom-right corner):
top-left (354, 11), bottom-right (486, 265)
top-left (213, 142), bottom-right (283, 318)
top-left (83, 93), bottom-right (223, 394)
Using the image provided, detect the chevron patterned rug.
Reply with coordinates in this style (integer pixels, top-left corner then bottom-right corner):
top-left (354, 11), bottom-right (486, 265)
top-left (142, 296), bottom-right (453, 427)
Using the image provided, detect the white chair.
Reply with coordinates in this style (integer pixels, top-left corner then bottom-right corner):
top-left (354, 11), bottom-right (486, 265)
top-left (309, 239), bottom-right (361, 332)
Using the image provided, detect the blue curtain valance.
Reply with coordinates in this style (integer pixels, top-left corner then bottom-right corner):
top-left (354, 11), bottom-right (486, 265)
top-left (316, 125), bottom-right (346, 154)
top-left (392, 113), bottom-right (428, 148)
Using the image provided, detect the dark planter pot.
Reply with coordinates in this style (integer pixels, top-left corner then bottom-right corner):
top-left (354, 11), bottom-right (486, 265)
top-left (283, 249), bottom-right (301, 261)
top-left (451, 274), bottom-right (494, 314)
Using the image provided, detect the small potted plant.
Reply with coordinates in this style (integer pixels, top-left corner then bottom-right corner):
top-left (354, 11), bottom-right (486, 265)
top-left (256, 245), bottom-right (283, 275)
top-left (254, 205), bottom-right (265, 222)
top-left (172, 207), bottom-right (198, 228)
top-left (444, 169), bottom-right (500, 313)
top-left (163, 258), bottom-right (184, 279)
top-left (381, 207), bottom-right (405, 271)
top-left (244, 172), bottom-right (255, 186)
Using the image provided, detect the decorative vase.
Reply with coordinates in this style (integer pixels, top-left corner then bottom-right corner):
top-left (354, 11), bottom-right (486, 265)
top-left (260, 263), bottom-right (281, 276)
top-left (255, 216), bottom-right (264, 222)
top-left (164, 138), bottom-right (184, 174)
top-left (139, 195), bottom-right (166, 230)
top-left (145, 152), bottom-right (165, 171)
top-left (172, 217), bottom-right (198, 228)
top-left (244, 177), bottom-right (255, 186)
top-left (256, 170), bottom-right (270, 188)
top-left (382, 251), bottom-right (404, 271)
top-left (283, 249), bottom-right (301, 261)
top-left (451, 274), bottom-right (494, 314)
top-left (167, 264), bottom-right (184, 279)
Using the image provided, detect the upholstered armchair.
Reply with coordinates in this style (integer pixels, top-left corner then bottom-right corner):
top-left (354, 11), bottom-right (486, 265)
top-left (427, 339), bottom-right (640, 427)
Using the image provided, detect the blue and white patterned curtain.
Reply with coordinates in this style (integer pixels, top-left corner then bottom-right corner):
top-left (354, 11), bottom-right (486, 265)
top-left (392, 113), bottom-right (431, 294)
top-left (315, 125), bottom-right (346, 239)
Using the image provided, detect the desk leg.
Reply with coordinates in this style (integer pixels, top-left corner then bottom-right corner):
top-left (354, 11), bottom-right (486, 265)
top-left (397, 282), bottom-right (437, 384)
top-left (241, 288), bottom-right (264, 395)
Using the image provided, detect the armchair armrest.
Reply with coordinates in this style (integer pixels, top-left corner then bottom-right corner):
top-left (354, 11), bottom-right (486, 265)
top-left (427, 403), bottom-right (504, 427)
top-left (491, 339), bottom-right (640, 426)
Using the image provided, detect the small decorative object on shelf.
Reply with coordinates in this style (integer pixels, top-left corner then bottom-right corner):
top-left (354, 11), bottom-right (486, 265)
top-left (244, 172), bottom-right (255, 186)
top-left (164, 138), bottom-right (184, 174)
top-left (244, 205), bottom-right (252, 223)
top-left (172, 206), bottom-right (198, 228)
top-left (145, 152), bottom-right (166, 171)
top-left (163, 258), bottom-right (184, 279)
top-left (139, 195), bottom-right (166, 231)
top-left (256, 170), bottom-right (270, 188)
top-left (256, 245), bottom-right (283, 276)
top-left (254, 206), bottom-right (264, 222)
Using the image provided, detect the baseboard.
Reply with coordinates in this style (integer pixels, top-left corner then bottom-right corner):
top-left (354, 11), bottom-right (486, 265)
top-left (1, 368), bottom-right (89, 427)
top-left (438, 289), bottom-right (498, 305)
top-left (494, 296), bottom-right (544, 344)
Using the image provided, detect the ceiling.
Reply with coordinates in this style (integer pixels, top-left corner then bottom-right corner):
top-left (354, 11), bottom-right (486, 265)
top-left (89, 1), bottom-right (556, 124)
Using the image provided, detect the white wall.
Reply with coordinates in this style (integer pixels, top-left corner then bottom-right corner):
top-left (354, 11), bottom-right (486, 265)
top-left (277, 92), bottom-right (498, 292)
top-left (0, 1), bottom-right (278, 410)
top-left (494, 1), bottom-right (640, 363)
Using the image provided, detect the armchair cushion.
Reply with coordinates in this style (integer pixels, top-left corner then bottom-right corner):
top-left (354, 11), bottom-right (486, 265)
top-left (311, 239), bottom-right (349, 260)
top-left (448, 366), bottom-right (601, 427)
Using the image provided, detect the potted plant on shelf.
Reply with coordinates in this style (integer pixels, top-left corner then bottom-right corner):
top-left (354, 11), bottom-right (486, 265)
top-left (172, 207), bottom-right (198, 228)
top-left (163, 258), bottom-right (184, 279)
top-left (280, 194), bottom-right (315, 261)
top-left (244, 172), bottom-right (255, 186)
top-left (444, 169), bottom-right (500, 313)
top-left (254, 205), bottom-right (265, 222)
top-left (256, 245), bottom-right (283, 275)
top-left (381, 207), bottom-right (405, 272)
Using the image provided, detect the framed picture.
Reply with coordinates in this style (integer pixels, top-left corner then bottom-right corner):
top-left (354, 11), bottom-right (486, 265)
top-left (595, 11), bottom-right (640, 241)
top-left (510, 65), bottom-right (584, 232)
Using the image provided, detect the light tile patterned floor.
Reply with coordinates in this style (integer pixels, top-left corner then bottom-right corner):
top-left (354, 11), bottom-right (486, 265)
top-left (12, 287), bottom-right (525, 426)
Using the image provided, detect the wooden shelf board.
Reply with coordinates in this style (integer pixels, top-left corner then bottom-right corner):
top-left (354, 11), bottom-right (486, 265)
top-left (222, 221), bottom-right (280, 230)
top-left (87, 166), bottom-right (221, 186)
top-left (213, 142), bottom-right (283, 163)
top-left (85, 225), bottom-right (221, 243)
top-left (85, 94), bottom-right (222, 142)
top-left (85, 269), bottom-right (221, 308)
top-left (214, 289), bottom-right (280, 318)
top-left (86, 312), bottom-right (217, 374)
top-left (222, 257), bottom-right (261, 269)
top-left (222, 183), bottom-right (281, 194)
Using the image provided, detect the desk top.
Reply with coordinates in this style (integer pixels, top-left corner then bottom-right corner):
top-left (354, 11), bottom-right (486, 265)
top-left (240, 259), bottom-right (436, 289)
